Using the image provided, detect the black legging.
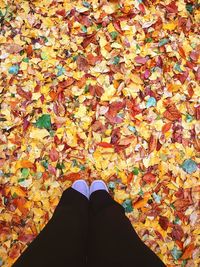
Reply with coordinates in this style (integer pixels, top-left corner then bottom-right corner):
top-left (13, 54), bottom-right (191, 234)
top-left (12, 187), bottom-right (166, 267)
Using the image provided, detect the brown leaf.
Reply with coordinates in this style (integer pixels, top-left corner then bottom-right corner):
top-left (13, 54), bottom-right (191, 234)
top-left (148, 134), bottom-right (157, 153)
top-left (77, 56), bottom-right (89, 72)
top-left (159, 216), bottom-right (169, 230)
top-left (173, 199), bottom-right (191, 212)
top-left (6, 43), bottom-right (23, 54)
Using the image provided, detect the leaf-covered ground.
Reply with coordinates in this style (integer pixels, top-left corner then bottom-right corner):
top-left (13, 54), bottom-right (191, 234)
top-left (0, 0), bottom-right (199, 266)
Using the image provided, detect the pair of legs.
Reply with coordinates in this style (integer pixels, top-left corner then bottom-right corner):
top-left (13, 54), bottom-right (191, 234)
top-left (13, 180), bottom-right (165, 267)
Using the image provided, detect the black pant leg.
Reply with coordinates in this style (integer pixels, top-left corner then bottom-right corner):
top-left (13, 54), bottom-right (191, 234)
top-left (88, 190), bottom-right (166, 267)
top-left (12, 187), bottom-right (89, 267)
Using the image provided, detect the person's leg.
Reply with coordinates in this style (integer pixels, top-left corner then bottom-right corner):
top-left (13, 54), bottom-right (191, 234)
top-left (13, 182), bottom-right (89, 267)
top-left (88, 181), bottom-right (166, 267)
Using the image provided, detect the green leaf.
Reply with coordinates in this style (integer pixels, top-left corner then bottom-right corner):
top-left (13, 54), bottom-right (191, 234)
top-left (12, 192), bottom-right (18, 198)
top-left (138, 188), bottom-right (144, 196)
top-left (110, 31), bottom-right (118, 40)
top-left (35, 114), bottom-right (51, 130)
top-left (84, 84), bottom-right (89, 93)
top-left (171, 247), bottom-right (182, 260)
top-left (186, 4), bottom-right (193, 14)
top-left (113, 56), bottom-right (120, 65)
top-left (0, 10), bottom-right (3, 17)
top-left (97, 24), bottom-right (102, 29)
top-left (132, 167), bottom-right (139, 175)
top-left (73, 55), bottom-right (78, 61)
top-left (41, 160), bottom-right (49, 169)
top-left (18, 178), bottom-right (25, 183)
top-left (185, 114), bottom-right (193, 122)
top-left (158, 38), bottom-right (169, 47)
top-left (22, 57), bottom-right (29, 63)
top-left (21, 168), bottom-right (30, 178)
top-left (11, 93), bottom-right (15, 97)
top-left (174, 63), bottom-right (183, 72)
top-left (56, 162), bottom-right (65, 169)
top-left (79, 164), bottom-right (86, 171)
top-left (81, 26), bottom-right (87, 33)
top-left (72, 159), bottom-right (79, 167)
top-left (122, 199), bottom-right (133, 213)
top-left (145, 37), bottom-right (153, 43)
top-left (82, 1), bottom-right (91, 8)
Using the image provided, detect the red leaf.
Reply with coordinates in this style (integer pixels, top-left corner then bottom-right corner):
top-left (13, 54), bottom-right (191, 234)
top-left (18, 233), bottom-right (35, 243)
top-left (171, 225), bottom-right (184, 241)
top-left (113, 20), bottom-right (123, 34)
top-left (139, 3), bottom-right (145, 13)
top-left (142, 173), bottom-right (156, 184)
top-left (23, 117), bottom-right (30, 132)
top-left (89, 85), bottom-right (104, 97)
top-left (56, 9), bottom-right (66, 17)
top-left (159, 216), bottom-right (169, 230)
top-left (97, 142), bottom-right (113, 148)
top-left (17, 87), bottom-right (32, 100)
top-left (134, 56), bottom-right (148, 65)
top-left (87, 54), bottom-right (102, 66)
top-left (9, 243), bottom-right (21, 259)
top-left (49, 147), bottom-right (59, 162)
top-left (58, 77), bottom-right (75, 88)
top-left (165, 1), bottom-right (178, 13)
top-left (77, 56), bottom-right (89, 72)
top-left (81, 33), bottom-right (97, 48)
top-left (195, 105), bottom-right (200, 120)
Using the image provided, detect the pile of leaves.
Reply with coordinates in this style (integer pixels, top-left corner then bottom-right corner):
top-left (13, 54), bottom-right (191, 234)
top-left (0, 0), bottom-right (199, 266)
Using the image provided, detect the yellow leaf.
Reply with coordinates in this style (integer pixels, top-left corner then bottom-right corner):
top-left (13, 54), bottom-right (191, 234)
top-left (30, 128), bottom-right (50, 140)
top-left (163, 22), bottom-right (177, 30)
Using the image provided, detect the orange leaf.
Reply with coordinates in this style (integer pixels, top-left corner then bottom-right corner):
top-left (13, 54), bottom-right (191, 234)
top-left (26, 44), bottom-right (33, 57)
top-left (61, 173), bottom-right (81, 182)
top-left (142, 172), bottom-right (156, 183)
top-left (162, 122), bottom-right (172, 133)
top-left (15, 160), bottom-right (35, 170)
top-left (134, 194), bottom-right (150, 209)
top-left (181, 243), bottom-right (195, 260)
top-left (97, 142), bottom-right (113, 148)
top-left (178, 45), bottom-right (186, 59)
top-left (163, 103), bottom-right (181, 121)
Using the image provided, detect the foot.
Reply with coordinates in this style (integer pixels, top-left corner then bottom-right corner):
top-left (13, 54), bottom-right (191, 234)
top-left (90, 180), bottom-right (109, 196)
top-left (72, 179), bottom-right (90, 199)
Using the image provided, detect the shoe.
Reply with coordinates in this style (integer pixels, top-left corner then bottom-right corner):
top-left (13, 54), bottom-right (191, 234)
top-left (72, 179), bottom-right (90, 199)
top-left (90, 180), bottom-right (109, 196)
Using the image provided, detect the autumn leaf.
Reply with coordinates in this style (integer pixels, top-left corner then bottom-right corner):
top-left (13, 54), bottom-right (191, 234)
top-left (181, 244), bottom-right (195, 260)
top-left (163, 103), bottom-right (181, 121)
top-left (148, 134), bottom-right (157, 153)
top-left (142, 173), bottom-right (156, 184)
top-left (49, 147), bottom-right (59, 162)
top-left (77, 55), bottom-right (90, 72)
